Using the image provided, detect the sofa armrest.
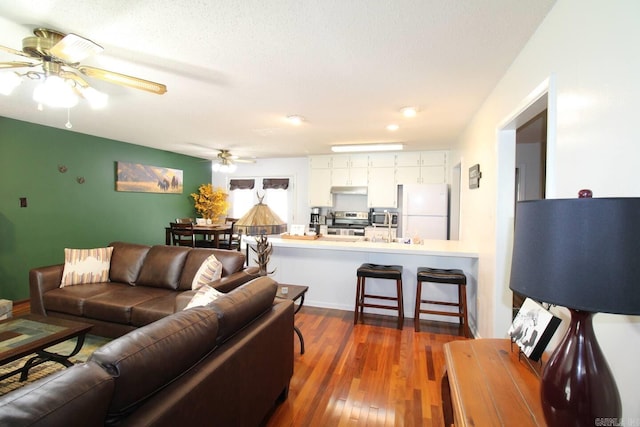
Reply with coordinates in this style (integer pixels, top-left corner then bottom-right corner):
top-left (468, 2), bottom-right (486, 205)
top-left (29, 264), bottom-right (64, 315)
top-left (214, 267), bottom-right (261, 293)
top-left (0, 361), bottom-right (114, 427)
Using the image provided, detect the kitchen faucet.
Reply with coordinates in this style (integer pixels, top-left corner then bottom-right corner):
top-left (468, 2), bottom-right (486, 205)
top-left (384, 210), bottom-right (392, 243)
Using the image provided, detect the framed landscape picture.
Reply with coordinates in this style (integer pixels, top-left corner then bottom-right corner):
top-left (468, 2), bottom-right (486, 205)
top-left (508, 297), bottom-right (561, 361)
top-left (116, 162), bottom-right (183, 194)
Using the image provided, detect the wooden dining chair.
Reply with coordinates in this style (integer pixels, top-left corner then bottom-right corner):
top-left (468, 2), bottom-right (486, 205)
top-left (175, 217), bottom-right (194, 224)
top-left (169, 222), bottom-right (197, 247)
top-left (219, 217), bottom-right (241, 250)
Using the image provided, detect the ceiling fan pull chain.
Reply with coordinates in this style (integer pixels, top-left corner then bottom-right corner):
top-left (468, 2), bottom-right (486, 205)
top-left (65, 108), bottom-right (72, 129)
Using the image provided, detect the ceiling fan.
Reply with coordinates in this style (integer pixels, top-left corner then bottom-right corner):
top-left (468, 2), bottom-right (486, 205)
top-left (213, 149), bottom-right (256, 172)
top-left (0, 28), bottom-right (167, 109)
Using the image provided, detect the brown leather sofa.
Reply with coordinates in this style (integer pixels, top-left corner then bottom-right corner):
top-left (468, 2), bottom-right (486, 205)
top-left (0, 277), bottom-right (294, 427)
top-left (29, 241), bottom-right (260, 337)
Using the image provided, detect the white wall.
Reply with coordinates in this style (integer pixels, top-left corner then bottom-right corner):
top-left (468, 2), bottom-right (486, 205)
top-left (456, 0), bottom-right (640, 417)
top-left (210, 156), bottom-right (310, 227)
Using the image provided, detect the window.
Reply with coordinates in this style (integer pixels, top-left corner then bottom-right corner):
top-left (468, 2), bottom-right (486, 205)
top-left (228, 177), bottom-right (291, 225)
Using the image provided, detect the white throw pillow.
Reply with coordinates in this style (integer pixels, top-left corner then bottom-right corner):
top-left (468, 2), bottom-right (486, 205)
top-left (184, 285), bottom-right (223, 310)
top-left (60, 247), bottom-right (114, 287)
top-left (191, 254), bottom-right (223, 290)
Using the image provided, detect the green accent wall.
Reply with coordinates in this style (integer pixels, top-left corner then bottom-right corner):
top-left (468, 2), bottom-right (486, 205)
top-left (0, 116), bottom-right (212, 301)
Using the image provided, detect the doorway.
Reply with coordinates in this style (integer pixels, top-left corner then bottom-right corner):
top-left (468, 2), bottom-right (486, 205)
top-left (495, 76), bottom-right (556, 334)
top-left (515, 111), bottom-right (547, 202)
top-left (513, 110), bottom-right (548, 316)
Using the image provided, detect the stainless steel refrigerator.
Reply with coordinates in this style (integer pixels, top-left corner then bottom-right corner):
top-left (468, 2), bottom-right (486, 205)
top-left (399, 183), bottom-right (448, 240)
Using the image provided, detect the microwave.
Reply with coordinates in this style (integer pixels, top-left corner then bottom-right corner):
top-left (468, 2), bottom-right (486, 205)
top-left (369, 210), bottom-right (398, 227)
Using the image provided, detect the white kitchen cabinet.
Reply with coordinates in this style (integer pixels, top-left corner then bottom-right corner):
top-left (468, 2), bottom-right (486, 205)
top-left (395, 151), bottom-right (447, 184)
top-left (308, 150), bottom-right (448, 207)
top-left (308, 167), bottom-right (332, 206)
top-left (308, 156), bottom-right (333, 206)
top-left (331, 167), bottom-right (350, 186)
top-left (331, 154), bottom-right (368, 186)
top-left (395, 166), bottom-right (421, 184)
top-left (332, 154), bottom-right (369, 168)
top-left (367, 167), bottom-right (397, 208)
top-left (420, 165), bottom-right (447, 184)
top-left (332, 166), bottom-right (368, 186)
top-left (309, 155), bottom-right (333, 169)
top-left (349, 167), bottom-right (368, 186)
top-left (368, 153), bottom-right (396, 168)
top-left (395, 152), bottom-right (422, 167)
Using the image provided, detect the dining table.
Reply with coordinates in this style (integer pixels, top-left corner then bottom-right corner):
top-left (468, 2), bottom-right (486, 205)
top-left (165, 224), bottom-right (232, 248)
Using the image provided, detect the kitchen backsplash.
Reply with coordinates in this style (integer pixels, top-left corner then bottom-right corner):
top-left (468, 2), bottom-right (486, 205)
top-left (331, 194), bottom-right (368, 212)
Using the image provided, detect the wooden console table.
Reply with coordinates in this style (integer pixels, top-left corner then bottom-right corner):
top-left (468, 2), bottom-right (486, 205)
top-left (442, 339), bottom-right (546, 426)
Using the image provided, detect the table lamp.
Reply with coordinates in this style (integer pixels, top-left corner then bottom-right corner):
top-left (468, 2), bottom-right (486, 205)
top-left (509, 191), bottom-right (640, 426)
top-left (234, 193), bottom-right (287, 275)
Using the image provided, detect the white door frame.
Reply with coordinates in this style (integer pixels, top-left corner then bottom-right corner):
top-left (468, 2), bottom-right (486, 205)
top-left (492, 75), bottom-right (557, 335)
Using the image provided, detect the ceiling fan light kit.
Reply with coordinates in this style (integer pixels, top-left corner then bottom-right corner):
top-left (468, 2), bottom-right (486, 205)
top-left (212, 161), bottom-right (237, 173)
top-left (32, 74), bottom-right (78, 108)
top-left (0, 27), bottom-right (166, 116)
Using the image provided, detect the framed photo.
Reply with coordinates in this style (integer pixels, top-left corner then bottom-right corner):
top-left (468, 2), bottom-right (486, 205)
top-left (508, 297), bottom-right (561, 361)
top-left (468, 163), bottom-right (482, 189)
top-left (116, 161), bottom-right (183, 193)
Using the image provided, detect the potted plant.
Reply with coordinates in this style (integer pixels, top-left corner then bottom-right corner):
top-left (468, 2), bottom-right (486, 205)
top-left (190, 183), bottom-right (229, 223)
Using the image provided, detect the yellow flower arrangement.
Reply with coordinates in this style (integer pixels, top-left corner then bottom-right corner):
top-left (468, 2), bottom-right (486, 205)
top-left (190, 183), bottom-right (229, 222)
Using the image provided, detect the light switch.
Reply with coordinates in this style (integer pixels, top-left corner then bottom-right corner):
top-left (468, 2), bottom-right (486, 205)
top-left (19, 197), bottom-right (27, 208)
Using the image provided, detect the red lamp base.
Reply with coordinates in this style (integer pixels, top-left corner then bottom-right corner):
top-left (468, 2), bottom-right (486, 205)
top-left (541, 309), bottom-right (621, 426)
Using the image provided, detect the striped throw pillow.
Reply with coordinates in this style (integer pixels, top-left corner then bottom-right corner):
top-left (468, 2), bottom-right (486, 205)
top-left (60, 247), bottom-right (114, 287)
top-left (184, 285), bottom-right (223, 310)
top-left (191, 254), bottom-right (223, 290)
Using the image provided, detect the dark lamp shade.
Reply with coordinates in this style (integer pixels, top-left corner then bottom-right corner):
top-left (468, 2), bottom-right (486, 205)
top-left (509, 198), bottom-right (640, 315)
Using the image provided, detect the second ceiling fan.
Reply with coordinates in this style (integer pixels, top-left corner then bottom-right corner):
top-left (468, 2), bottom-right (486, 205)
top-left (213, 149), bottom-right (256, 173)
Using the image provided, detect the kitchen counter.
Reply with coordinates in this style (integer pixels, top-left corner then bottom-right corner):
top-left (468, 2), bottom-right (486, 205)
top-left (267, 235), bottom-right (478, 258)
top-left (244, 236), bottom-right (479, 333)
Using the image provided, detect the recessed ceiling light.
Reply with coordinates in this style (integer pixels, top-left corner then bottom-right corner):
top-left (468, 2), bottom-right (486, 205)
top-left (286, 115), bottom-right (305, 126)
top-left (386, 124), bottom-right (399, 131)
top-left (401, 107), bottom-right (417, 118)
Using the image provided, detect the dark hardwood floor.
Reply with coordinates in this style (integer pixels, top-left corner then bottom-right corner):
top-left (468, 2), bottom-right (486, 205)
top-left (11, 299), bottom-right (30, 317)
top-left (266, 306), bottom-right (467, 427)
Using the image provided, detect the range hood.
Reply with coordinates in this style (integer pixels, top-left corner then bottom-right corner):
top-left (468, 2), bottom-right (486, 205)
top-left (330, 186), bottom-right (368, 195)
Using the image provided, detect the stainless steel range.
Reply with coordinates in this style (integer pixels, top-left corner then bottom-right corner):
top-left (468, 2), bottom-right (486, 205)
top-left (327, 211), bottom-right (369, 236)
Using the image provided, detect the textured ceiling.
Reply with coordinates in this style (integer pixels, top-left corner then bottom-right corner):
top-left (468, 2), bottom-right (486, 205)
top-left (0, 0), bottom-right (555, 160)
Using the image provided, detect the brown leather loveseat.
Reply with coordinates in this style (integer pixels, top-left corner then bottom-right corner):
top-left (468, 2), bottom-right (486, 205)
top-left (0, 276), bottom-right (294, 426)
top-left (29, 241), bottom-right (260, 337)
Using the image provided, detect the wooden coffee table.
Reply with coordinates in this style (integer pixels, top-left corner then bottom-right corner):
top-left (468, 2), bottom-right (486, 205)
top-left (0, 314), bottom-right (93, 382)
top-left (276, 284), bottom-right (309, 355)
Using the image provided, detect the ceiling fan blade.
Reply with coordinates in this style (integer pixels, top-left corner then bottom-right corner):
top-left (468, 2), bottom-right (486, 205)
top-left (0, 43), bottom-right (35, 59)
top-left (77, 65), bottom-right (167, 95)
top-left (50, 33), bottom-right (103, 63)
top-left (0, 61), bottom-right (39, 69)
top-left (234, 158), bottom-right (256, 164)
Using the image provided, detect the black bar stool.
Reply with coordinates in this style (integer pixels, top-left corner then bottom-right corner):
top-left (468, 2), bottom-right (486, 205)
top-left (414, 267), bottom-right (469, 337)
top-left (354, 263), bottom-right (404, 329)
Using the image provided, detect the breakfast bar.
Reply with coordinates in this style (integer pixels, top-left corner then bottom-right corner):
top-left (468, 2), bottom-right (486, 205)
top-left (245, 236), bottom-right (479, 332)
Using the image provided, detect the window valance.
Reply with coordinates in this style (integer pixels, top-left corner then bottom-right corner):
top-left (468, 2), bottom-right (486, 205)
top-left (263, 178), bottom-right (289, 190)
top-left (229, 179), bottom-right (255, 190)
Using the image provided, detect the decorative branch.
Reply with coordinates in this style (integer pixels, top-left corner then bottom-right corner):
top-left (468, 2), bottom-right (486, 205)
top-left (249, 234), bottom-right (275, 275)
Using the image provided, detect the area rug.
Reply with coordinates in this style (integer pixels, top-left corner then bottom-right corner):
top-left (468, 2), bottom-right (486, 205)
top-left (0, 334), bottom-right (111, 396)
